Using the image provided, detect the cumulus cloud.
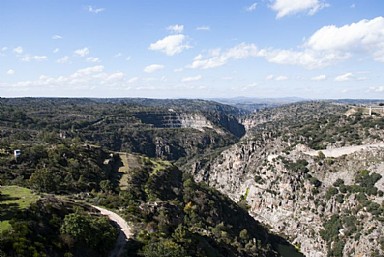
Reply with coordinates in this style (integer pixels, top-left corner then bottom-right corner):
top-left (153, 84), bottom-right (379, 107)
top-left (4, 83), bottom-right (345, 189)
top-left (128, 77), bottom-right (139, 83)
top-left (8, 65), bottom-right (127, 92)
top-left (88, 6), bottom-right (105, 14)
top-left (182, 75), bottom-right (202, 82)
top-left (306, 16), bottom-right (384, 62)
top-left (13, 46), bottom-right (23, 54)
top-left (311, 74), bottom-right (326, 81)
top-left (144, 64), bottom-right (164, 73)
top-left (196, 26), bottom-right (210, 31)
top-left (275, 75), bottom-right (288, 81)
top-left (6, 69), bottom-right (15, 75)
top-left (87, 57), bottom-right (101, 63)
top-left (246, 3), bottom-right (258, 12)
top-left (188, 17), bottom-right (384, 69)
top-left (57, 56), bottom-right (70, 64)
top-left (369, 86), bottom-right (384, 92)
top-left (53, 48), bottom-right (60, 53)
top-left (167, 24), bottom-right (184, 33)
top-left (21, 55), bottom-right (47, 62)
top-left (149, 34), bottom-right (190, 56)
top-left (189, 43), bottom-right (259, 69)
top-left (334, 72), bottom-right (355, 81)
top-left (265, 74), bottom-right (288, 81)
top-left (74, 47), bottom-right (90, 57)
top-left (271, 0), bottom-right (329, 18)
top-left (52, 35), bottom-right (63, 40)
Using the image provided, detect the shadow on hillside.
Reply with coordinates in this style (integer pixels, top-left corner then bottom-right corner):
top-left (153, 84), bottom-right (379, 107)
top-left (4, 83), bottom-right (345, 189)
top-left (269, 234), bottom-right (305, 257)
top-left (0, 194), bottom-right (21, 221)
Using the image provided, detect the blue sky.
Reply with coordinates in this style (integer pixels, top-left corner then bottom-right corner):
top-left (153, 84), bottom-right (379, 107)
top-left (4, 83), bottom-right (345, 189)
top-left (1, 0), bottom-right (384, 99)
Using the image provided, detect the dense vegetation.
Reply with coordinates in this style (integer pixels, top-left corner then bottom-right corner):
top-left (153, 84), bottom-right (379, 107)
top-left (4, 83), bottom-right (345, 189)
top-left (0, 195), bottom-right (118, 257)
top-left (0, 98), bottom-right (297, 257)
top-left (0, 98), bottom-right (244, 161)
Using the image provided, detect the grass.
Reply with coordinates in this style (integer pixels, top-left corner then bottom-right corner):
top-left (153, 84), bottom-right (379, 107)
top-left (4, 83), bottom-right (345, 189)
top-left (0, 186), bottom-right (39, 232)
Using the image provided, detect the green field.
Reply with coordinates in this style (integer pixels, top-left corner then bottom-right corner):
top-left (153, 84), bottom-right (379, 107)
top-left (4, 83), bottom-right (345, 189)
top-left (0, 186), bottom-right (39, 232)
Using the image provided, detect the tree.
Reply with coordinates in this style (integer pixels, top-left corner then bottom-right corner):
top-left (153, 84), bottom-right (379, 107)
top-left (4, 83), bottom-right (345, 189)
top-left (29, 168), bottom-right (59, 193)
top-left (142, 239), bottom-right (189, 257)
top-left (60, 213), bottom-right (92, 245)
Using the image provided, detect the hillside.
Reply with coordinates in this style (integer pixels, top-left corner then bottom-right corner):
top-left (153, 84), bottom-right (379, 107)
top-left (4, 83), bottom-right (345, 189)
top-left (2, 98), bottom-right (384, 257)
top-left (0, 97), bottom-right (301, 257)
top-left (0, 98), bottom-right (244, 161)
top-left (0, 140), bottom-right (299, 257)
top-left (191, 101), bottom-right (384, 257)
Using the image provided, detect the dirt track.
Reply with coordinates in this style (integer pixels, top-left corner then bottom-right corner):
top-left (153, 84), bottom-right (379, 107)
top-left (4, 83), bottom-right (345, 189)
top-left (92, 205), bottom-right (133, 257)
top-left (304, 143), bottom-right (384, 158)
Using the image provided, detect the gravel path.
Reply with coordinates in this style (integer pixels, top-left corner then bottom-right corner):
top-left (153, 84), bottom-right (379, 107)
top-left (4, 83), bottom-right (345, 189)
top-left (304, 143), bottom-right (384, 158)
top-left (92, 205), bottom-right (133, 257)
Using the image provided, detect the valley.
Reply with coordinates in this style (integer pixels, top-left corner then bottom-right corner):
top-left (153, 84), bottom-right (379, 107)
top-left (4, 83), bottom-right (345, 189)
top-left (0, 98), bottom-right (384, 257)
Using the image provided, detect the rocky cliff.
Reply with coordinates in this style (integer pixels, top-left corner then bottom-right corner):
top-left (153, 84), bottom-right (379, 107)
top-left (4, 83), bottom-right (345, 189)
top-left (190, 102), bottom-right (384, 257)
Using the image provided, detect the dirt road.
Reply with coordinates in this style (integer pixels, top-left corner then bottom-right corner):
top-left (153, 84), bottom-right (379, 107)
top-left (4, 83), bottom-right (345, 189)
top-left (304, 143), bottom-right (384, 158)
top-left (92, 205), bottom-right (133, 257)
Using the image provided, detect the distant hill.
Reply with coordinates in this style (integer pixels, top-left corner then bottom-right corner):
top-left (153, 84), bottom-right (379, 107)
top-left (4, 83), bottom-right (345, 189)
top-left (211, 97), bottom-right (306, 112)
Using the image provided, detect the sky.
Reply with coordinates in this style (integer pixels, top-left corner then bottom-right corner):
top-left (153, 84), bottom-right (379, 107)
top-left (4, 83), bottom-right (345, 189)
top-left (1, 0), bottom-right (384, 99)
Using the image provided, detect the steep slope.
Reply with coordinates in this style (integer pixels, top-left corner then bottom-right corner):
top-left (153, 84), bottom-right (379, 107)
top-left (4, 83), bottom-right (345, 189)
top-left (190, 102), bottom-right (384, 257)
top-left (0, 98), bottom-right (244, 161)
top-left (94, 155), bottom-right (301, 257)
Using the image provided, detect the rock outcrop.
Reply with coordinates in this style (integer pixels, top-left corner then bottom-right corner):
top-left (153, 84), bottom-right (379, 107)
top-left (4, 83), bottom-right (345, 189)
top-left (190, 102), bottom-right (384, 257)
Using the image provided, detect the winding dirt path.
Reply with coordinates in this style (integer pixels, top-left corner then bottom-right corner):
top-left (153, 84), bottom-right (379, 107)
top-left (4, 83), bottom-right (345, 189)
top-left (92, 205), bottom-right (133, 257)
top-left (304, 143), bottom-right (384, 158)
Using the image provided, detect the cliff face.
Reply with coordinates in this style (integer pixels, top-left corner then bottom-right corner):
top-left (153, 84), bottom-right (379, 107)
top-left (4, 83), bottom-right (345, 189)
top-left (0, 98), bottom-right (245, 162)
top-left (190, 102), bottom-right (384, 257)
top-left (125, 110), bottom-right (245, 160)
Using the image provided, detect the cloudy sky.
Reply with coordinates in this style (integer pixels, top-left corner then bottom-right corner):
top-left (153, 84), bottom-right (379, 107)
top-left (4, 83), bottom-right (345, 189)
top-left (1, 0), bottom-right (384, 99)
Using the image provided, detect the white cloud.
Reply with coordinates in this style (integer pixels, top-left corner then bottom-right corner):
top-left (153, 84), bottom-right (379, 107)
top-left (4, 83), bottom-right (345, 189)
top-left (196, 26), bottom-right (210, 31)
top-left (53, 48), bottom-right (59, 53)
top-left (2, 47), bottom-right (8, 52)
top-left (144, 64), bottom-right (164, 73)
top-left (106, 72), bottom-right (124, 81)
top-left (189, 43), bottom-right (259, 69)
top-left (13, 46), bottom-right (23, 54)
top-left (88, 6), bottom-right (105, 14)
top-left (182, 75), bottom-right (202, 82)
top-left (167, 24), bottom-right (184, 33)
top-left (239, 83), bottom-right (258, 91)
top-left (275, 75), bottom-right (288, 81)
top-left (71, 65), bottom-right (104, 78)
top-left (149, 34), bottom-right (190, 56)
top-left (311, 74), bottom-right (326, 81)
top-left (74, 47), bottom-right (90, 57)
top-left (87, 57), bottom-right (101, 63)
top-left (369, 86), bottom-right (384, 92)
top-left (271, 0), bottom-right (329, 19)
top-left (6, 69), bottom-right (15, 75)
top-left (306, 16), bottom-right (384, 62)
top-left (52, 35), bottom-right (63, 40)
top-left (7, 65), bottom-right (130, 93)
top-left (128, 77), bottom-right (139, 83)
top-left (265, 74), bottom-right (288, 81)
top-left (188, 17), bottom-right (384, 70)
top-left (246, 3), bottom-right (258, 12)
top-left (57, 56), bottom-right (70, 64)
top-left (114, 53), bottom-right (122, 58)
top-left (21, 55), bottom-right (47, 62)
top-left (335, 72), bottom-right (354, 81)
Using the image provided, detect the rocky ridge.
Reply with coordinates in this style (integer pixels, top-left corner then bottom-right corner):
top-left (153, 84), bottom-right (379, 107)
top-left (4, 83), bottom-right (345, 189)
top-left (190, 102), bottom-right (384, 257)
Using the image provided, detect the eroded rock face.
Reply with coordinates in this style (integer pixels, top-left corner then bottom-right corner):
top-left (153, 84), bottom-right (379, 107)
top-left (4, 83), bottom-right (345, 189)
top-left (192, 134), bottom-right (384, 257)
